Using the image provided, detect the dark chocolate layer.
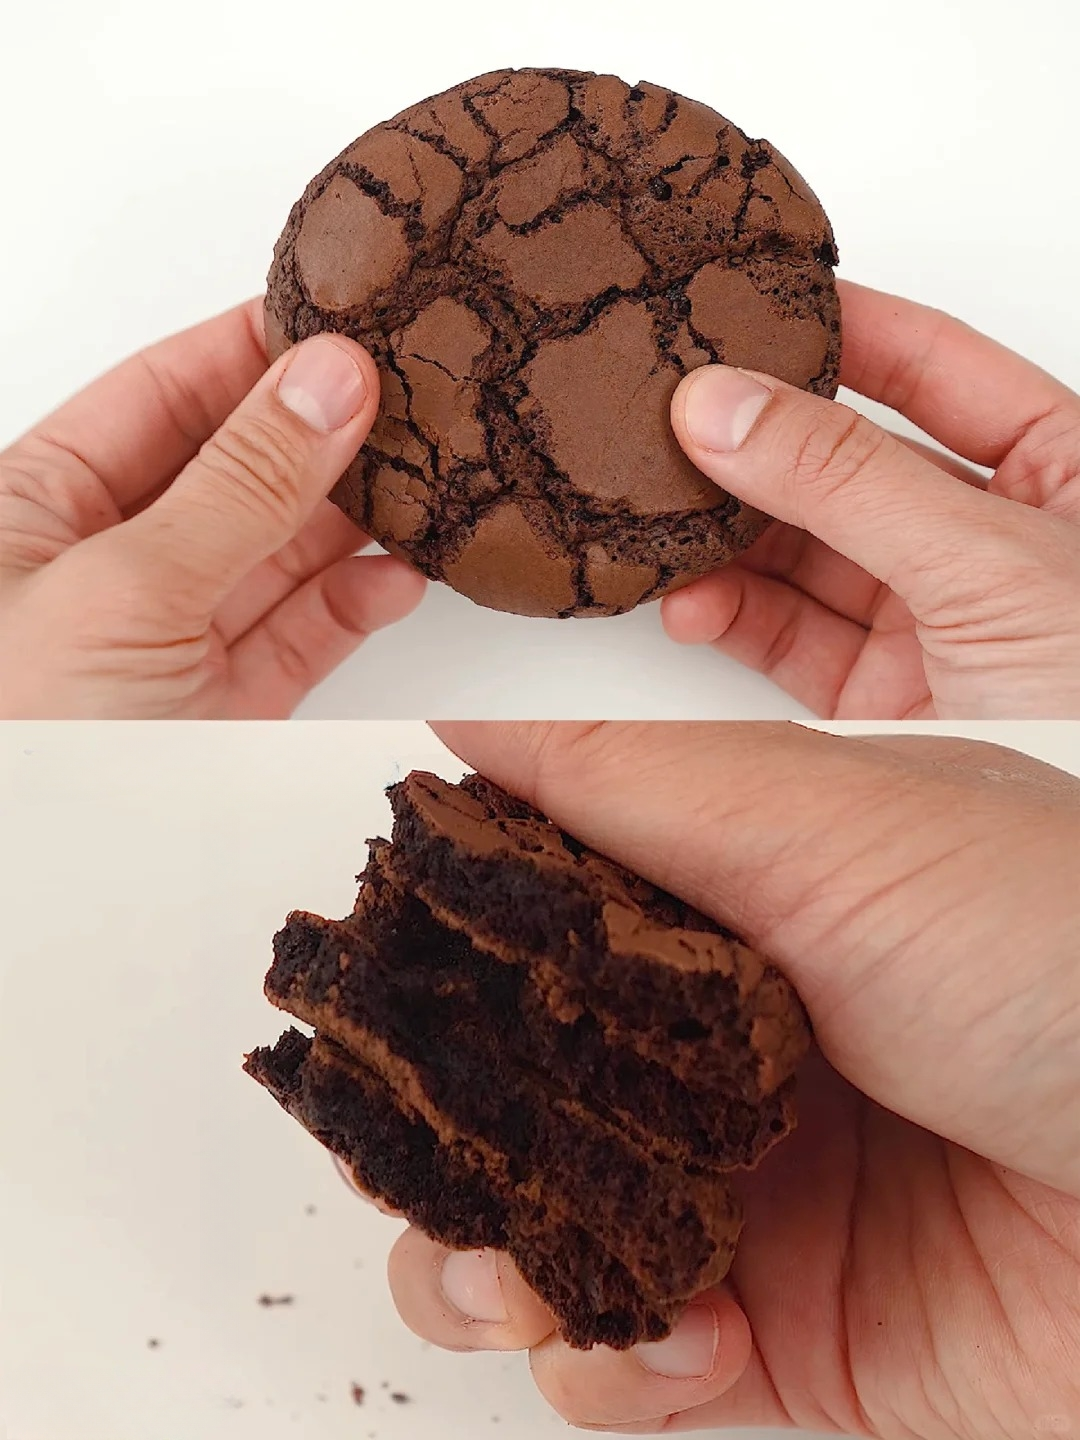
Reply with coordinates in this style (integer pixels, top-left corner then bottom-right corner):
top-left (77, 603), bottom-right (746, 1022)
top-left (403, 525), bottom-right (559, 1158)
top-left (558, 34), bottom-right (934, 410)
top-left (266, 911), bottom-right (742, 1303)
top-left (245, 1029), bottom-right (678, 1347)
top-left (270, 874), bottom-right (795, 1174)
top-left (386, 772), bottom-right (810, 1097)
top-left (247, 769), bottom-right (808, 1348)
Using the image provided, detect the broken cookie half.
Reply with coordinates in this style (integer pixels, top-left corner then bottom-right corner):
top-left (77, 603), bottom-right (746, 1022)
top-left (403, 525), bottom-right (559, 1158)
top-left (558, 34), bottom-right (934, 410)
top-left (244, 771), bottom-right (809, 1348)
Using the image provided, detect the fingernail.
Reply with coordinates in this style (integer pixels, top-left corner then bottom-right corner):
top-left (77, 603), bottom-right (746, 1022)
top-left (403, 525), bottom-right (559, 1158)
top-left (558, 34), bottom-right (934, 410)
top-left (683, 367), bottom-right (770, 452)
top-left (330, 1155), bottom-right (404, 1216)
top-left (636, 1303), bottom-right (719, 1379)
top-left (440, 1249), bottom-right (509, 1324)
top-left (277, 337), bottom-right (367, 432)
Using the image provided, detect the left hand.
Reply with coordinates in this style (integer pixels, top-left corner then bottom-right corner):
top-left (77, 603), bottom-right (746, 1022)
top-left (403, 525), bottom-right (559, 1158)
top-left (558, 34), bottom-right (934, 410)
top-left (0, 299), bottom-right (425, 717)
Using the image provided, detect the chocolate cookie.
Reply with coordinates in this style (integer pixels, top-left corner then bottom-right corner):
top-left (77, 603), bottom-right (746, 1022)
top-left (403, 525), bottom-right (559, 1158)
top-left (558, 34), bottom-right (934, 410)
top-left (265, 69), bottom-right (841, 617)
top-left (245, 772), bottom-right (810, 1348)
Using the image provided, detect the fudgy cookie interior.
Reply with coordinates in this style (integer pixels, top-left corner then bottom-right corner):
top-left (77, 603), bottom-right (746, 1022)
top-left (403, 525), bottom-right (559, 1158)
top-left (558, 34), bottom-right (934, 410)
top-left (246, 771), bottom-right (810, 1347)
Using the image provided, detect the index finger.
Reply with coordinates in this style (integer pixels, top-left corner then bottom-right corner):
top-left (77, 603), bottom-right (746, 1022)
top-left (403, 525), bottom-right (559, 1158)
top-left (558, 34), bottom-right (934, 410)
top-left (838, 279), bottom-right (1079, 469)
top-left (11, 298), bottom-right (269, 511)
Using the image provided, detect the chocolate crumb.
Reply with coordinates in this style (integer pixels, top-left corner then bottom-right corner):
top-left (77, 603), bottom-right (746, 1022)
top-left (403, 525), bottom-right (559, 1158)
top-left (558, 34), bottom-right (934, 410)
top-left (146, 1338), bottom-right (161, 1349)
top-left (390, 1392), bottom-right (411, 1404)
top-left (351, 1384), bottom-right (366, 1406)
top-left (257, 1294), bottom-right (294, 1306)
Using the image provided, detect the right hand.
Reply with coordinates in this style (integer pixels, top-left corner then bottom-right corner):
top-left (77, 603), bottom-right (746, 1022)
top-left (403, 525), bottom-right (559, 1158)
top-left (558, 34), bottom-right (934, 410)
top-left (381, 721), bottom-right (1080, 1438)
top-left (663, 281), bottom-right (1080, 719)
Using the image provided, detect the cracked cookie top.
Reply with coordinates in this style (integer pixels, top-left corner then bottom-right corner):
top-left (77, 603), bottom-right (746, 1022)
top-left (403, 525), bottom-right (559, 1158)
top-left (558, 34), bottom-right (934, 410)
top-left (265, 68), bottom-right (841, 617)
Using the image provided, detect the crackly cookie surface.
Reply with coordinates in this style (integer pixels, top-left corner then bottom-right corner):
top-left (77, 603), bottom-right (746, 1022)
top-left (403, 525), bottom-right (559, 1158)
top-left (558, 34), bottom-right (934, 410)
top-left (265, 68), bottom-right (841, 615)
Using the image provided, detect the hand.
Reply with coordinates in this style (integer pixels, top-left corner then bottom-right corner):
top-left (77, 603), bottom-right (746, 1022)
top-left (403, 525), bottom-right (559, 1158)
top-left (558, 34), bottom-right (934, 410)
top-left (662, 282), bottom-right (1080, 720)
top-left (382, 722), bottom-right (1080, 1437)
top-left (0, 301), bottom-right (425, 717)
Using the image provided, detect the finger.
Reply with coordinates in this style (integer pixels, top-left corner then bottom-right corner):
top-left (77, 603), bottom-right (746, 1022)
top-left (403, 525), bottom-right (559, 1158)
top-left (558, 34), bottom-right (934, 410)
top-left (214, 501), bottom-right (370, 646)
top-left (331, 1155), bottom-right (405, 1217)
top-left (657, 1345), bottom-right (795, 1432)
top-left (5, 299), bottom-right (269, 511)
top-left (225, 554), bottom-right (425, 718)
top-left (670, 363), bottom-right (1047, 621)
top-left (838, 279), bottom-right (1080, 478)
top-left (713, 522), bottom-right (887, 628)
top-left (529, 1289), bottom-right (751, 1430)
top-left (120, 334), bottom-right (381, 619)
top-left (661, 564), bottom-right (869, 717)
top-left (892, 431), bottom-right (988, 488)
top-left (387, 1232), bottom-right (555, 1353)
top-left (717, 433), bottom-right (984, 625)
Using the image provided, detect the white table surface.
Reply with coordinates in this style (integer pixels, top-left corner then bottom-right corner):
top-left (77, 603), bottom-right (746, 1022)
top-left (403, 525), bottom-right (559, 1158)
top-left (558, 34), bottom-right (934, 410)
top-left (3, 0), bottom-right (1079, 718)
top-left (3, 719), bottom-right (1079, 1440)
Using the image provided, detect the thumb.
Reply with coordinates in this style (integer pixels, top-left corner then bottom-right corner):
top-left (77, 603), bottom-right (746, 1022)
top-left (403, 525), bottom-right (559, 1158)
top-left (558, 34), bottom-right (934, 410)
top-left (119, 334), bottom-right (380, 616)
top-left (670, 365), bottom-right (1041, 618)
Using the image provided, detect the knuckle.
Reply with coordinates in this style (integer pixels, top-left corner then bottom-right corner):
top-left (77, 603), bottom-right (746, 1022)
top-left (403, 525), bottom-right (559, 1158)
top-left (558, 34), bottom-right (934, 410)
top-left (72, 536), bottom-right (160, 610)
top-left (865, 303), bottom-right (964, 415)
top-left (0, 439), bottom-right (120, 565)
top-left (134, 350), bottom-right (218, 449)
top-left (758, 605), bottom-right (803, 677)
top-left (528, 722), bottom-right (653, 819)
top-left (532, 1362), bottom-right (591, 1428)
top-left (260, 618), bottom-right (315, 689)
top-left (498, 722), bottom-right (602, 805)
top-left (918, 508), bottom-right (1076, 626)
top-left (319, 569), bottom-right (369, 640)
top-left (198, 412), bottom-right (309, 526)
top-left (267, 530), bottom-right (323, 588)
top-left (997, 400), bottom-right (1080, 510)
top-left (789, 407), bottom-right (889, 505)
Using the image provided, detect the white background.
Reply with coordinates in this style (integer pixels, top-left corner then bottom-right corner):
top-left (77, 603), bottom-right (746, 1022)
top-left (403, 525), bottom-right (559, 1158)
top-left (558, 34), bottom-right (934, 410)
top-left (3, 0), bottom-right (1079, 718)
top-left (2, 718), bottom-right (1079, 1440)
